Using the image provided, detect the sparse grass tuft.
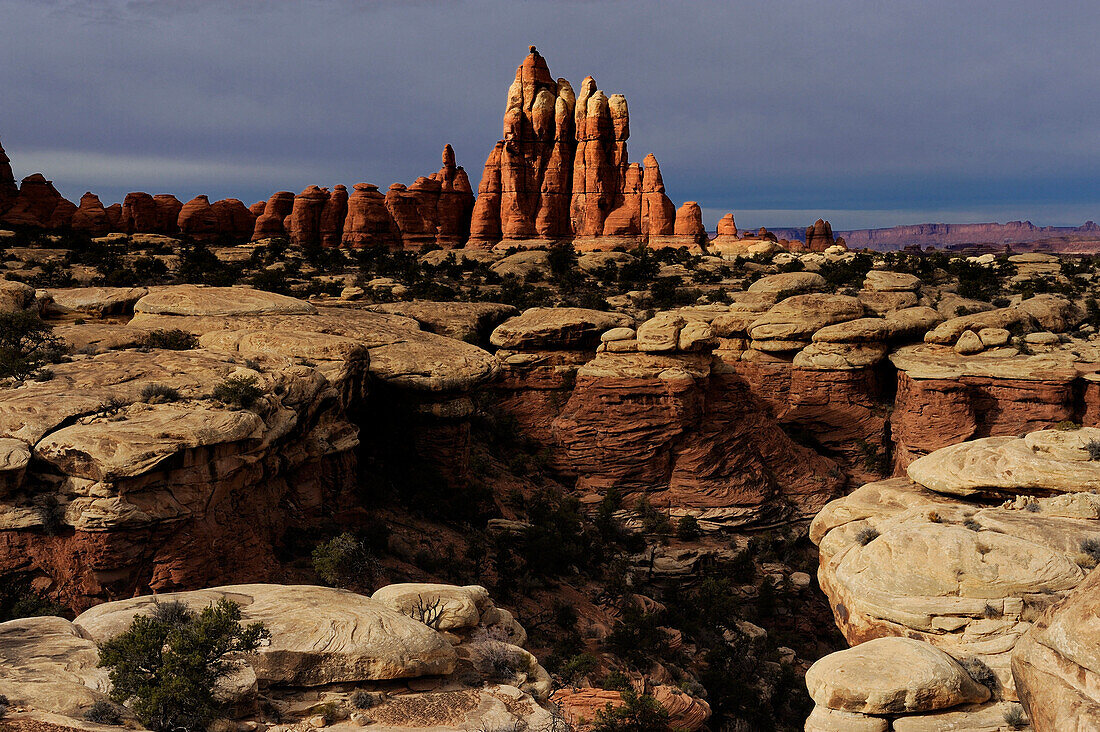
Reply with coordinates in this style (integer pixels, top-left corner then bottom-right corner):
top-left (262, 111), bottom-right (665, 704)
top-left (1086, 439), bottom-right (1100, 461)
top-left (139, 383), bottom-right (180, 404)
top-left (855, 527), bottom-right (879, 546)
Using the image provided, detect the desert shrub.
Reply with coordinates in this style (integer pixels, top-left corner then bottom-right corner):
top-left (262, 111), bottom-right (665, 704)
top-left (472, 628), bottom-right (519, 680)
top-left (212, 374), bottom-right (262, 409)
top-left (249, 267), bottom-right (296, 295)
top-left (309, 701), bottom-right (341, 725)
top-left (311, 533), bottom-right (379, 589)
top-left (1024, 501), bottom-right (1042, 512)
top-left (175, 240), bottom-right (241, 286)
top-left (960, 657), bottom-right (998, 692)
top-left (139, 383), bottom-right (180, 404)
top-left (591, 688), bottom-right (669, 732)
top-left (0, 310), bottom-right (65, 380)
top-left (604, 608), bottom-right (669, 668)
top-left (948, 259), bottom-right (1005, 301)
top-left (86, 699), bottom-right (124, 725)
top-left (98, 598), bottom-right (269, 732)
top-left (139, 329), bottom-right (198, 350)
top-left (351, 691), bottom-right (384, 710)
top-left (1086, 439), bottom-right (1100, 461)
top-left (963, 518), bottom-right (982, 532)
top-left (818, 253), bottom-right (873, 291)
top-left (1003, 704), bottom-right (1027, 729)
top-left (1082, 538), bottom-right (1100, 564)
top-left (855, 527), bottom-right (879, 545)
top-left (927, 510), bottom-right (942, 523)
top-left (0, 693), bottom-right (7, 719)
top-left (554, 652), bottom-right (599, 686)
top-left (676, 514), bottom-right (702, 540)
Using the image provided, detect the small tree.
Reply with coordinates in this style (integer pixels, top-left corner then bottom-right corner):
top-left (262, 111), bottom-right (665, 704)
top-left (98, 598), bottom-right (269, 732)
top-left (0, 310), bottom-right (64, 380)
top-left (212, 374), bottom-right (263, 409)
top-left (591, 688), bottom-right (669, 732)
top-left (312, 533), bottom-right (379, 589)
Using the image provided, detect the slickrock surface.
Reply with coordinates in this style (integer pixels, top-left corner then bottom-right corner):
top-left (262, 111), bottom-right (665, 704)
top-left (809, 426), bottom-right (1100, 729)
top-left (3, 582), bottom-right (556, 731)
top-left (0, 286), bottom-right (502, 608)
top-left (75, 584), bottom-right (457, 684)
top-left (806, 637), bottom-right (990, 714)
top-left (907, 429), bottom-right (1100, 497)
top-left (1013, 564), bottom-right (1100, 730)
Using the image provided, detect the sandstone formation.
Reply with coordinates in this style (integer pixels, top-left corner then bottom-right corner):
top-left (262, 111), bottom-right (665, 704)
top-left (807, 427), bottom-right (1100, 728)
top-left (342, 183), bottom-right (399, 249)
top-left (289, 184), bottom-right (328, 248)
top-left (210, 197), bottom-right (256, 240)
top-left (1, 174), bottom-right (65, 228)
top-left (467, 47), bottom-right (680, 251)
top-left (804, 219), bottom-right (836, 252)
top-left (0, 138), bottom-right (16, 214)
top-left (0, 286), bottom-right (502, 608)
top-left (251, 190), bottom-right (295, 240)
top-left (2, 582), bottom-right (558, 730)
top-left (320, 183), bottom-right (349, 247)
top-left (176, 194), bottom-right (220, 239)
top-left (153, 194), bottom-right (183, 233)
top-left (69, 192), bottom-right (110, 235)
top-left (120, 191), bottom-right (158, 233)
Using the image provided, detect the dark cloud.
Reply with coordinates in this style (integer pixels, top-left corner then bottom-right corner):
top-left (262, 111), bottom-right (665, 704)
top-left (1, 0), bottom-right (1097, 228)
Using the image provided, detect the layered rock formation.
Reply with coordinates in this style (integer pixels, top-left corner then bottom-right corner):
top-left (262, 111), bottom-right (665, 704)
top-left (468, 47), bottom-right (677, 251)
top-left (0, 285), bottom-right (499, 609)
top-left (807, 427), bottom-right (1100, 729)
top-left (0, 138), bottom-right (16, 215)
top-left (1, 582), bottom-right (558, 730)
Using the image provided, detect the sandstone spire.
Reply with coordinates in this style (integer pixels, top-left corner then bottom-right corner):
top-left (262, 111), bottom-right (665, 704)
top-left (0, 138), bottom-right (16, 215)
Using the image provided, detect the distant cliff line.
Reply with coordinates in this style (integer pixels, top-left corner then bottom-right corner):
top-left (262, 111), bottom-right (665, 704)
top-left (763, 220), bottom-right (1100, 250)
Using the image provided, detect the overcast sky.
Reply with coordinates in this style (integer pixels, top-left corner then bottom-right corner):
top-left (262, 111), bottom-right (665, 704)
top-left (3, 0), bottom-right (1099, 230)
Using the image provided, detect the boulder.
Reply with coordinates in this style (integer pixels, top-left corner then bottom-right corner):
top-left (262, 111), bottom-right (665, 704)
top-left (746, 271), bottom-right (826, 296)
top-left (74, 584), bottom-right (457, 686)
top-left (370, 583), bottom-right (488, 631)
top-left (490, 307), bottom-right (631, 350)
top-left (863, 270), bottom-right (921, 292)
top-left (0, 279), bottom-right (36, 312)
top-left (805, 637), bottom-right (990, 714)
top-left (907, 430), bottom-right (1100, 498)
top-left (134, 285), bottom-right (318, 317)
top-left (748, 294), bottom-right (865, 343)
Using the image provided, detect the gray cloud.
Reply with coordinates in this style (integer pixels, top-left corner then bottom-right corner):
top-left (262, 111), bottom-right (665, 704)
top-left (1, 0), bottom-right (1097, 228)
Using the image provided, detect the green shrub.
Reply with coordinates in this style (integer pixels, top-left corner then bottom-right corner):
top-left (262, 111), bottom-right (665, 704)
top-left (0, 310), bottom-right (65, 380)
top-left (676, 515), bottom-right (702, 540)
top-left (139, 383), bottom-right (180, 404)
top-left (212, 374), bottom-right (262, 409)
top-left (555, 652), bottom-right (599, 686)
top-left (591, 688), bottom-right (669, 732)
top-left (97, 598), bottom-right (269, 732)
top-left (312, 533), bottom-right (379, 589)
top-left (86, 699), bottom-right (124, 725)
top-left (139, 329), bottom-right (197, 350)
